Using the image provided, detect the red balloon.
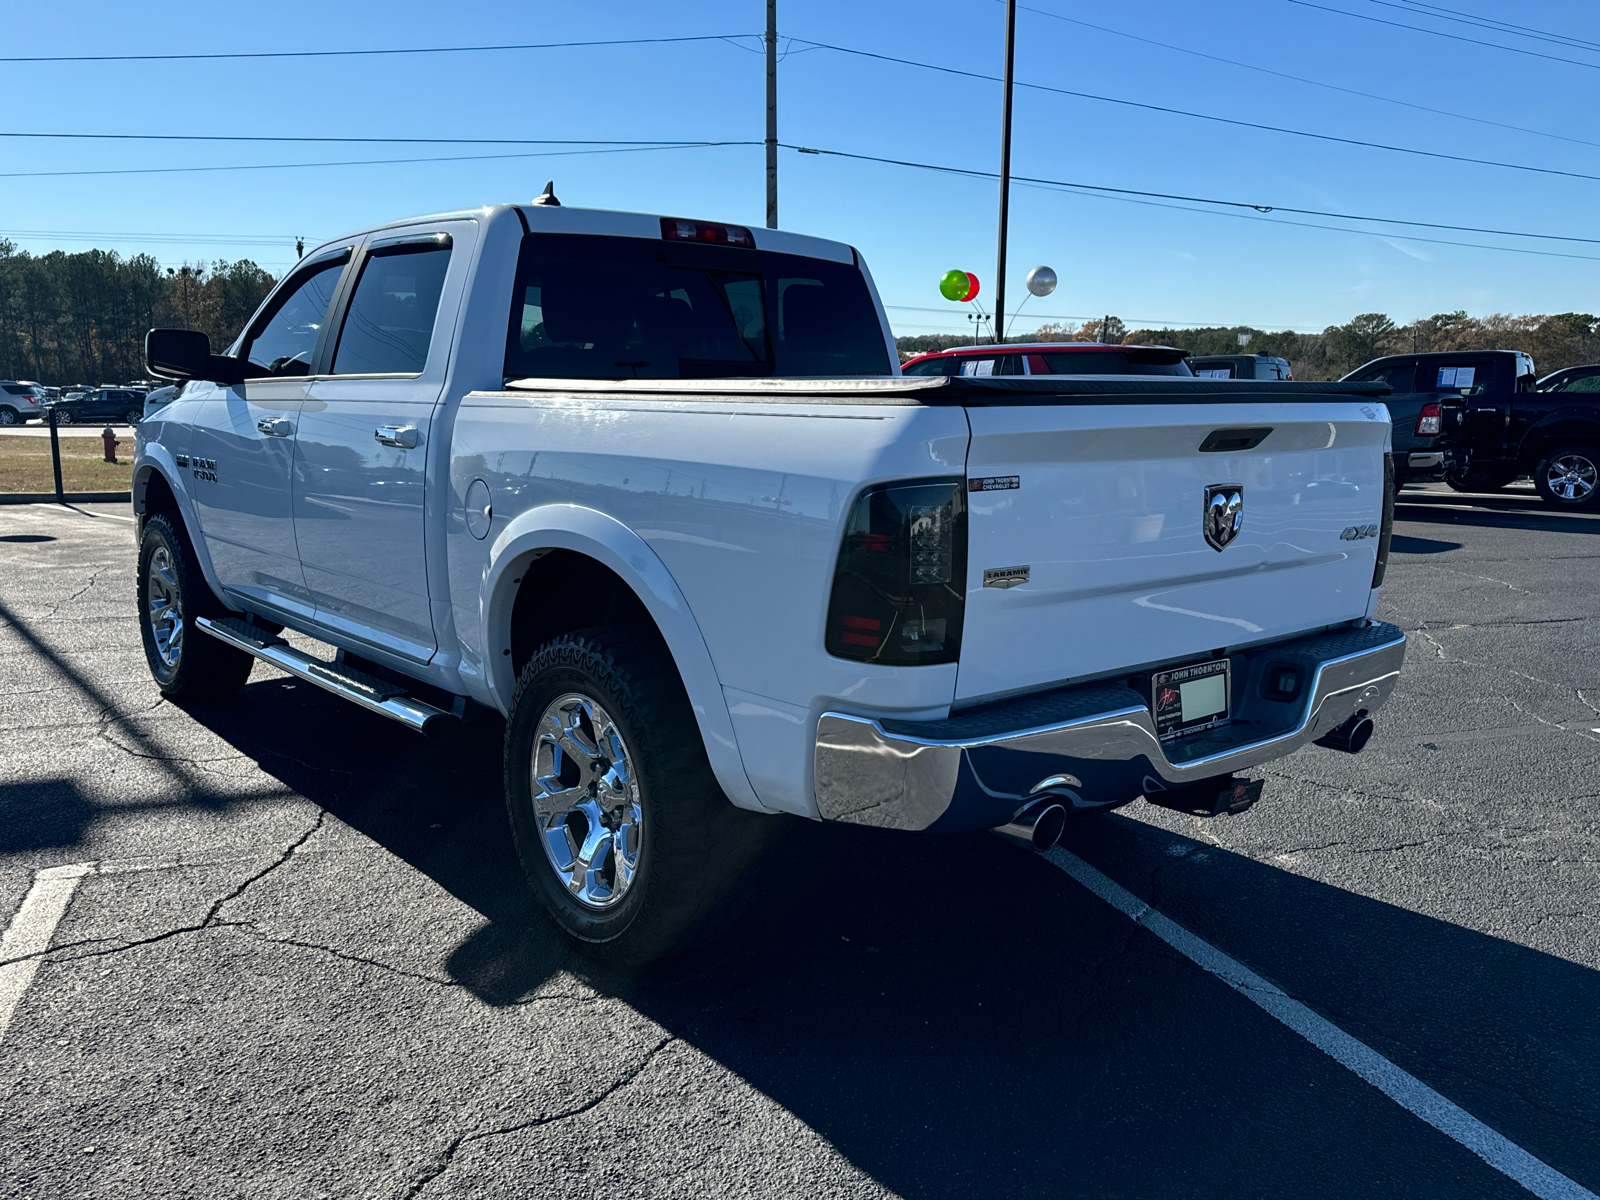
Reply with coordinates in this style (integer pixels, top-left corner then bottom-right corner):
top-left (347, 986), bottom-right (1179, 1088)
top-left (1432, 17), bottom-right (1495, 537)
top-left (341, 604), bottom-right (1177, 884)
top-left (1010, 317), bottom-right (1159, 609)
top-left (962, 272), bottom-right (980, 302)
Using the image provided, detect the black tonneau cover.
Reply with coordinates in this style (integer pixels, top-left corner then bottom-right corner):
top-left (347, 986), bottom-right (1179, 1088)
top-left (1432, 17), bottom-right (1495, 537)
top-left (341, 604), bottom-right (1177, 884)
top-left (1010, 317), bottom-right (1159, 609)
top-left (500, 375), bottom-right (1392, 407)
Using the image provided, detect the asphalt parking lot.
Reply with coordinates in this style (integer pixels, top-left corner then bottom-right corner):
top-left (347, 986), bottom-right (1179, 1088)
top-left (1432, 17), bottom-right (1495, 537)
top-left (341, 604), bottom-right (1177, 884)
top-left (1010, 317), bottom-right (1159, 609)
top-left (2, 485), bottom-right (1597, 1200)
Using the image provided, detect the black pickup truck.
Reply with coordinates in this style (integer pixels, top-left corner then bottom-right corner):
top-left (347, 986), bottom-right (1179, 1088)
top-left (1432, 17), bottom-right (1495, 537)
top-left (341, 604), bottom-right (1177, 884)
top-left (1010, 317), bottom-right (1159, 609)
top-left (1340, 350), bottom-right (1565, 496)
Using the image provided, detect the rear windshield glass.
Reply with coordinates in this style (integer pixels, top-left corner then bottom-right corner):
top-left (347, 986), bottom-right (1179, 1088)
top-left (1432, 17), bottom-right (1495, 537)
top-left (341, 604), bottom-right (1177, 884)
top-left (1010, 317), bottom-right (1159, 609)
top-left (1039, 352), bottom-right (1192, 377)
top-left (902, 357), bottom-right (957, 376)
top-left (504, 233), bottom-right (891, 381)
top-left (1, 384), bottom-right (33, 395)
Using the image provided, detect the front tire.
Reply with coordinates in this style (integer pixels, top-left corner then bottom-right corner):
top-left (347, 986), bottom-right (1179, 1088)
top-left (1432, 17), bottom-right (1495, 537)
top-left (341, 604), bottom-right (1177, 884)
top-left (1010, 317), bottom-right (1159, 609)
top-left (504, 628), bottom-right (771, 967)
top-left (1534, 443), bottom-right (1600, 509)
top-left (137, 513), bottom-right (254, 698)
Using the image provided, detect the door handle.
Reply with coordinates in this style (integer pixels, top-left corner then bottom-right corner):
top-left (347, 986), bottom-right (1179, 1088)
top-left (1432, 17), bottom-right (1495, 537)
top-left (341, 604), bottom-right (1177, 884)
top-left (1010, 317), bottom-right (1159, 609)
top-left (256, 417), bottom-right (293, 437)
top-left (374, 425), bottom-right (419, 449)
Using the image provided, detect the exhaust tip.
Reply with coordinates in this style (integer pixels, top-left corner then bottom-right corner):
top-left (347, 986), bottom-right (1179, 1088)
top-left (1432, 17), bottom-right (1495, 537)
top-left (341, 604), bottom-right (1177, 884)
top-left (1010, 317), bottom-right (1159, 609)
top-left (1315, 713), bottom-right (1375, 754)
top-left (990, 800), bottom-right (1068, 852)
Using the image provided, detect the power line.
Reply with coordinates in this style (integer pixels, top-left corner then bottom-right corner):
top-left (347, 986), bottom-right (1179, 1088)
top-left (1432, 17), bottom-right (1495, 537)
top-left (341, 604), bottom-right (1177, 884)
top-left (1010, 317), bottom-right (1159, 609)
top-left (792, 38), bottom-right (1600, 184)
top-left (0, 228), bottom-right (307, 247)
top-left (0, 132), bottom-right (743, 147)
top-left (1375, 0), bottom-right (1600, 54)
top-left (0, 141), bottom-right (758, 181)
top-left (786, 144), bottom-right (1600, 263)
top-left (1011, 1), bottom-right (1600, 152)
top-left (1285, 1), bottom-right (1600, 70)
top-left (0, 34), bottom-right (758, 65)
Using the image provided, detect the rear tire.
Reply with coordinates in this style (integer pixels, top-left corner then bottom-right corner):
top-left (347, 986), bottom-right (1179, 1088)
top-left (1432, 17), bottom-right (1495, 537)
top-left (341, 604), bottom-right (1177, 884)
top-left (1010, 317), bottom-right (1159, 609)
top-left (125, 409), bottom-right (143, 425)
top-left (0, 407), bottom-right (16, 426)
top-left (1534, 443), bottom-right (1600, 509)
top-left (504, 627), bottom-right (772, 967)
top-left (54, 410), bottom-right (73, 425)
top-left (137, 513), bottom-right (254, 698)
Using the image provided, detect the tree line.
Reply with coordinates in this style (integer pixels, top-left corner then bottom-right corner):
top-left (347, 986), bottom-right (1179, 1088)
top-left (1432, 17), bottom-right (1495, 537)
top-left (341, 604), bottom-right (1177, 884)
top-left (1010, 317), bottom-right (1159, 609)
top-left (897, 311), bottom-right (1600, 380)
top-left (0, 241), bottom-right (277, 386)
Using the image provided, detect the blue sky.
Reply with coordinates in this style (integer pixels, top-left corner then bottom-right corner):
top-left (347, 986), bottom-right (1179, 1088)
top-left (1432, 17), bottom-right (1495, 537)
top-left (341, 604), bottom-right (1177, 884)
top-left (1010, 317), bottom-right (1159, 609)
top-left (4, 0), bottom-right (1598, 336)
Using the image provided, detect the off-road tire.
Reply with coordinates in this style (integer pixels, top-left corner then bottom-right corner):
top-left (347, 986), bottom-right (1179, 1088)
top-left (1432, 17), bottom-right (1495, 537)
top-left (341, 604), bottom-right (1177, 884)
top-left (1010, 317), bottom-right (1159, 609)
top-left (504, 626), bottom-right (773, 967)
top-left (1533, 443), bottom-right (1600, 509)
top-left (136, 512), bottom-right (254, 698)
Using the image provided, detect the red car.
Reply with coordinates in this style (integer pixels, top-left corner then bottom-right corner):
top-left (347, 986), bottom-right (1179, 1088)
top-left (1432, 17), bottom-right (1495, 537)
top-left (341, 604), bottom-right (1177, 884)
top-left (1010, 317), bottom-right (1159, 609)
top-left (900, 341), bottom-right (1193, 377)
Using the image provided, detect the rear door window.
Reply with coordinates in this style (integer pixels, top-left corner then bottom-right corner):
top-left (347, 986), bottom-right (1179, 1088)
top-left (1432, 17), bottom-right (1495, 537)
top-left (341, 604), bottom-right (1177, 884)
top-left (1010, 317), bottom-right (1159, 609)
top-left (331, 241), bottom-right (453, 375)
top-left (1353, 363), bottom-right (1416, 392)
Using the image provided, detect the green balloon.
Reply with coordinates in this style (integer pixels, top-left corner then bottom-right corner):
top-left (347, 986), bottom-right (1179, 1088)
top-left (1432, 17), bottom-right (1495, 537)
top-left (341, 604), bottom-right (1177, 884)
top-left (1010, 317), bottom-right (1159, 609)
top-left (939, 269), bottom-right (970, 302)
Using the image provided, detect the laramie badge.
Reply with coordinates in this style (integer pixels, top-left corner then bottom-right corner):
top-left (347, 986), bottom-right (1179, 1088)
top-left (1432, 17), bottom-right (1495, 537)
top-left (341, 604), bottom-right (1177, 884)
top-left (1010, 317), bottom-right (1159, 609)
top-left (1203, 484), bottom-right (1243, 551)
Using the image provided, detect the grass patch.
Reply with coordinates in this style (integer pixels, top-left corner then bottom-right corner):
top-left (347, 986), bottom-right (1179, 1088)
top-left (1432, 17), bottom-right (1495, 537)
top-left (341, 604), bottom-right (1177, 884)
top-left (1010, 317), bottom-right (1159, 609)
top-left (0, 436), bottom-right (135, 493)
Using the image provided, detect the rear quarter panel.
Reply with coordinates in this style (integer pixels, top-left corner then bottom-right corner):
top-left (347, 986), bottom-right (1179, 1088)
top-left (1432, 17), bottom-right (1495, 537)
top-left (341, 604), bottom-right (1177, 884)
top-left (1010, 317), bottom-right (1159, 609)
top-left (447, 392), bottom-right (970, 816)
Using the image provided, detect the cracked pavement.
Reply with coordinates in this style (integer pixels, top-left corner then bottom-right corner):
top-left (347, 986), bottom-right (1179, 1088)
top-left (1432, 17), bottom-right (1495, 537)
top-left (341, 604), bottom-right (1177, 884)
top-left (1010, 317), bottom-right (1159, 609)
top-left (1, 486), bottom-right (1597, 1199)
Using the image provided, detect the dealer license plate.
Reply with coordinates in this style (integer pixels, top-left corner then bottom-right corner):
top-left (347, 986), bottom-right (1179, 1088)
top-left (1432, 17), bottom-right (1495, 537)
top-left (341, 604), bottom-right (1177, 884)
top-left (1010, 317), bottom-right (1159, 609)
top-left (1152, 658), bottom-right (1231, 741)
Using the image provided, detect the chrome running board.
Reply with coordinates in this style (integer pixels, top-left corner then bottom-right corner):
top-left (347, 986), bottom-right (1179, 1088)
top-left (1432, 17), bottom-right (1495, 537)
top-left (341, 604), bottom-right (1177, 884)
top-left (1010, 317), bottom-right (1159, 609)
top-left (195, 615), bottom-right (457, 736)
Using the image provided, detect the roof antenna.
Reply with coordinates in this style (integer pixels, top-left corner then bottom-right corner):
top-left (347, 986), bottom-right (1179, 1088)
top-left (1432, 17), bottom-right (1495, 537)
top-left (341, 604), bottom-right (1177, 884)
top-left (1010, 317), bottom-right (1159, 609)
top-left (531, 180), bottom-right (561, 207)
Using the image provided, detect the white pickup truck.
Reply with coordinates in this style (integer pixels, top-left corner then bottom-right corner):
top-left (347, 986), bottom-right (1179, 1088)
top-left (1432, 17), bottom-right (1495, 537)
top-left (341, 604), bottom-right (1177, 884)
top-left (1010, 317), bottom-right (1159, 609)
top-left (133, 197), bottom-right (1406, 963)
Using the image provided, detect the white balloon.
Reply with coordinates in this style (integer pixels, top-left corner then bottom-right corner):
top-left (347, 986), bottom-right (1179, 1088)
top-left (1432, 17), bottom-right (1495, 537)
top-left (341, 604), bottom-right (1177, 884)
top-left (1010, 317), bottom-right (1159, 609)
top-left (1026, 266), bottom-right (1057, 297)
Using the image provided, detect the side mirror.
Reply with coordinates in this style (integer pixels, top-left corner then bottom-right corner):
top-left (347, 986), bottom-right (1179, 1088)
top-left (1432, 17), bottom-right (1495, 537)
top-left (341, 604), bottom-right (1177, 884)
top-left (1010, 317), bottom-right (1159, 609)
top-left (145, 329), bottom-right (247, 386)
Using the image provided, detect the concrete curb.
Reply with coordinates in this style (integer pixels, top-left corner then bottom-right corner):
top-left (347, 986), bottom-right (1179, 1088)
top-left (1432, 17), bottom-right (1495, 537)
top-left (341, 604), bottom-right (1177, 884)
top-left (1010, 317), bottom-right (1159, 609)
top-left (0, 492), bottom-right (132, 505)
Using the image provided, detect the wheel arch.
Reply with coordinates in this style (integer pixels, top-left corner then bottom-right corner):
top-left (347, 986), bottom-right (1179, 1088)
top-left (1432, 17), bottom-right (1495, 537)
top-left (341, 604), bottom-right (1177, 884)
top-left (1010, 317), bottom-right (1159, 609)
top-left (1517, 413), bottom-right (1600, 467)
top-left (483, 504), bottom-right (767, 813)
top-left (132, 455), bottom-right (229, 605)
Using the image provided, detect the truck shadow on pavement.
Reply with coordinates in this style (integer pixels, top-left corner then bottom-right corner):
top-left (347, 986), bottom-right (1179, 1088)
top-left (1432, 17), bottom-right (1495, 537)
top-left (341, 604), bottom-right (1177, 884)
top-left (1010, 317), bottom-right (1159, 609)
top-left (1396, 492), bottom-right (1600, 537)
top-left (154, 673), bottom-right (1600, 1200)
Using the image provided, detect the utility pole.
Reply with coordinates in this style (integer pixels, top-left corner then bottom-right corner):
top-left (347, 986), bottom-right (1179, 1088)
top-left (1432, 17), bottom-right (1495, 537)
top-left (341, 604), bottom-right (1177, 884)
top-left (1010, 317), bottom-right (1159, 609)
top-left (993, 0), bottom-right (1017, 344)
top-left (766, 0), bottom-right (778, 229)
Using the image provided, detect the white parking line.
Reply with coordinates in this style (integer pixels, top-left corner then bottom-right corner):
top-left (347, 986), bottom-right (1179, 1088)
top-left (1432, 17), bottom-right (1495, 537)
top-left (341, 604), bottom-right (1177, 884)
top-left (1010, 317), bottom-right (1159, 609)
top-left (0, 863), bottom-right (91, 1044)
top-left (1047, 847), bottom-right (1598, 1200)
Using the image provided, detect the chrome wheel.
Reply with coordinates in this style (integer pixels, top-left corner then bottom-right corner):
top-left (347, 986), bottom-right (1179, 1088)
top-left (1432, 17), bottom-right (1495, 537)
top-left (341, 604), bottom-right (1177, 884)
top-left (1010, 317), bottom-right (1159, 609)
top-left (531, 693), bottom-right (643, 910)
top-left (146, 545), bottom-right (183, 669)
top-left (1546, 454), bottom-right (1596, 502)
top-left (54, 411), bottom-right (72, 425)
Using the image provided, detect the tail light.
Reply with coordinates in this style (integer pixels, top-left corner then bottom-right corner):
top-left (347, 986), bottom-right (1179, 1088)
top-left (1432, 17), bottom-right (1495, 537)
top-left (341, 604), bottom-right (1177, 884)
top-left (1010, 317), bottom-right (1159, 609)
top-left (1415, 402), bottom-right (1441, 436)
top-left (825, 478), bottom-right (967, 665)
top-left (660, 217), bottom-right (754, 247)
top-left (1372, 452), bottom-right (1395, 588)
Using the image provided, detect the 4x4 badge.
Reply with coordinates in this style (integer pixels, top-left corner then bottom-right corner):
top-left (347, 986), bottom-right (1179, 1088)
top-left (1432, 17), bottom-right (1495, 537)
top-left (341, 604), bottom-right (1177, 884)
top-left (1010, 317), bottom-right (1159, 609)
top-left (1204, 484), bottom-right (1243, 551)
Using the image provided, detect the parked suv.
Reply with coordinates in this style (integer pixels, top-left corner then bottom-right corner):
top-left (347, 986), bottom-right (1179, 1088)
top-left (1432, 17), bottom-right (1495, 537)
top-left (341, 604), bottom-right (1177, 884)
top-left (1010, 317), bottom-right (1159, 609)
top-left (0, 381), bottom-right (46, 425)
top-left (1188, 354), bottom-right (1292, 380)
top-left (45, 386), bottom-right (147, 426)
top-left (901, 342), bottom-right (1193, 377)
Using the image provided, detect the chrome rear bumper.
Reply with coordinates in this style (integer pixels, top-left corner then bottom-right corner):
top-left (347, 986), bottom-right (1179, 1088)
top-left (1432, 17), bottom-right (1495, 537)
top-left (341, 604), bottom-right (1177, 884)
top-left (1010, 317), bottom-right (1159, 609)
top-left (814, 621), bottom-right (1406, 832)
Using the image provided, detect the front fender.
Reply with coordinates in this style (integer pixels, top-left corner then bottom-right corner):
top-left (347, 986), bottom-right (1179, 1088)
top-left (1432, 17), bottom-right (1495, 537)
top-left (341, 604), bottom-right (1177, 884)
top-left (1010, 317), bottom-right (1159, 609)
top-left (1521, 408), bottom-right (1600, 458)
top-left (482, 503), bottom-right (768, 813)
top-left (131, 445), bottom-right (230, 606)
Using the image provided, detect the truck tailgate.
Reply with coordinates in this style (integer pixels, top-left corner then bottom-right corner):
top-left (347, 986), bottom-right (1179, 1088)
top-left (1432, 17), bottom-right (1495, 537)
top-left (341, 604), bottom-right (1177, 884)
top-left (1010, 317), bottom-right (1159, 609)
top-left (957, 400), bottom-right (1390, 703)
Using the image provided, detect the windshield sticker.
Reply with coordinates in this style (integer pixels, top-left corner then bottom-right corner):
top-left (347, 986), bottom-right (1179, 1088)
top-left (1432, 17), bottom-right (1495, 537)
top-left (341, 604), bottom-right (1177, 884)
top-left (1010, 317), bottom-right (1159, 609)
top-left (961, 358), bottom-right (996, 377)
top-left (1437, 366), bottom-right (1476, 388)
